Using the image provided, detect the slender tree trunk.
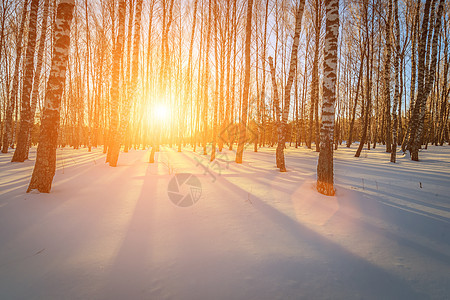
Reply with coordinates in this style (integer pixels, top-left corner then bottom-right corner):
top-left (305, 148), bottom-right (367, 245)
top-left (203, 0), bottom-right (212, 156)
top-left (229, 0), bottom-right (237, 151)
top-left (355, 0), bottom-right (373, 158)
top-left (390, 0), bottom-right (401, 162)
top-left (211, 0), bottom-right (219, 162)
top-left (384, 0), bottom-right (393, 153)
top-left (438, 38), bottom-right (448, 145)
top-left (28, 0), bottom-right (51, 154)
top-left (186, 0), bottom-right (198, 148)
top-left (276, 0), bottom-right (306, 172)
top-left (402, 0), bottom-right (420, 152)
top-left (347, 49), bottom-right (365, 147)
top-left (355, 42), bottom-right (372, 157)
top-left (109, 0), bottom-right (143, 166)
top-left (107, 0), bottom-right (126, 167)
top-left (85, 0), bottom-right (93, 151)
top-left (408, 0), bottom-right (444, 160)
top-left (12, 0), bottom-right (41, 162)
top-left (2, 0), bottom-right (29, 153)
top-left (235, 0), bottom-right (254, 163)
top-left (300, 34), bottom-right (310, 148)
top-left (269, 57), bottom-right (280, 162)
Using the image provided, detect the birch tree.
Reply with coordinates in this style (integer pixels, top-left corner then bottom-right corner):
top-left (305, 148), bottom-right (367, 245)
top-left (107, 0), bottom-right (126, 167)
top-left (276, 0), bottom-right (306, 172)
top-left (390, 0), bottom-right (401, 163)
top-left (28, 0), bottom-right (51, 153)
top-left (407, 0), bottom-right (445, 161)
top-left (12, 0), bottom-right (40, 162)
top-left (317, 0), bottom-right (339, 196)
top-left (27, 0), bottom-right (75, 193)
top-left (384, 0), bottom-right (393, 154)
top-left (108, 0), bottom-right (143, 166)
top-left (235, 0), bottom-right (253, 164)
top-left (1, 0), bottom-right (29, 153)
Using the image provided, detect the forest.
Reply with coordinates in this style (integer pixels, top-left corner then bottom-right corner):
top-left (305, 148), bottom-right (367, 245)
top-left (0, 0), bottom-right (449, 299)
top-left (0, 0), bottom-right (447, 193)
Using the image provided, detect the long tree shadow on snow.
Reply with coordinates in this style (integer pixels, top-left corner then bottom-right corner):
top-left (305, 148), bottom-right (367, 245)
top-left (213, 176), bottom-right (443, 299)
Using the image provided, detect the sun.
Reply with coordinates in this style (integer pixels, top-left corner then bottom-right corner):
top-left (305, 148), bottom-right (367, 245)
top-left (154, 103), bottom-right (170, 121)
top-left (143, 98), bottom-right (173, 135)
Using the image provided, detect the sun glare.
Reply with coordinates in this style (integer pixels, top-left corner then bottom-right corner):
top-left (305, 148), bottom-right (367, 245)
top-left (154, 103), bottom-right (170, 121)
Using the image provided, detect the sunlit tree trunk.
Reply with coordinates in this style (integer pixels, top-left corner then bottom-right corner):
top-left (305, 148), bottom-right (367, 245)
top-left (438, 37), bottom-right (448, 145)
top-left (390, 0), bottom-right (401, 163)
top-left (186, 0), bottom-right (198, 149)
top-left (228, 0), bottom-right (237, 151)
top-left (346, 49), bottom-right (365, 148)
top-left (276, 0), bottom-right (306, 172)
top-left (82, 0), bottom-right (92, 152)
top-left (28, 0), bottom-right (51, 154)
top-left (220, 0), bottom-right (231, 151)
top-left (408, 0), bottom-right (445, 161)
top-left (211, 0), bottom-right (219, 162)
top-left (109, 0), bottom-right (143, 166)
top-left (317, 0), bottom-right (339, 196)
top-left (355, 0), bottom-right (372, 158)
top-left (384, 0), bottom-right (393, 153)
top-left (202, 0), bottom-right (211, 156)
top-left (312, 0), bottom-right (322, 152)
top-left (300, 33), bottom-right (310, 148)
top-left (2, 0), bottom-right (29, 153)
top-left (144, 0), bottom-right (155, 155)
top-left (235, 0), bottom-right (253, 164)
top-left (268, 56), bottom-right (280, 161)
top-left (12, 0), bottom-right (40, 162)
top-left (27, 0), bottom-right (75, 193)
top-left (260, 0), bottom-right (269, 148)
top-left (107, 0), bottom-right (126, 167)
top-left (402, 1), bottom-right (420, 152)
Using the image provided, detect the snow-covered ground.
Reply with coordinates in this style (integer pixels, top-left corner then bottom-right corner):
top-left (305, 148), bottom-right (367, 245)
top-left (0, 144), bottom-right (449, 299)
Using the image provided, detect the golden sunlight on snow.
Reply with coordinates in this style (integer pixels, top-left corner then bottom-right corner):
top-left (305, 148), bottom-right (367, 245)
top-left (291, 181), bottom-right (339, 226)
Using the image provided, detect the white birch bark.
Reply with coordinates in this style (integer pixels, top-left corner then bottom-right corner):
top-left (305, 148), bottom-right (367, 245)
top-left (27, 0), bottom-right (75, 193)
top-left (317, 0), bottom-right (339, 196)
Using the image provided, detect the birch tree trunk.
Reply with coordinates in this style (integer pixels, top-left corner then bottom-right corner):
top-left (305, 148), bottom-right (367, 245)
top-left (268, 56), bottom-right (280, 163)
top-left (12, 0), bottom-right (40, 162)
top-left (202, 0), bottom-right (211, 156)
top-left (408, 0), bottom-right (444, 161)
top-left (151, 0), bottom-right (174, 162)
top-left (260, 0), bottom-right (269, 148)
top-left (276, 0), bottom-right (306, 172)
top-left (107, 0), bottom-right (126, 167)
top-left (28, 0), bottom-right (51, 154)
top-left (384, 0), bottom-right (393, 153)
top-left (186, 0), bottom-right (198, 148)
top-left (317, 0), bottom-right (339, 196)
top-left (402, 0), bottom-right (420, 152)
top-left (108, 0), bottom-right (143, 166)
top-left (1, 0), bottom-right (29, 153)
top-left (390, 0), bottom-right (400, 163)
top-left (310, 0), bottom-right (322, 152)
top-left (235, 0), bottom-right (253, 164)
top-left (346, 48), bottom-right (365, 148)
top-left (438, 38), bottom-right (448, 145)
top-left (211, 0), bottom-right (218, 162)
top-left (27, 0), bottom-right (75, 193)
top-left (355, 5), bottom-right (372, 158)
top-left (414, 0), bottom-right (444, 159)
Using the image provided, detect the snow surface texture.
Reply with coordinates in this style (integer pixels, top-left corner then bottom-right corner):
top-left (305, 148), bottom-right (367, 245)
top-left (0, 145), bottom-right (449, 299)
